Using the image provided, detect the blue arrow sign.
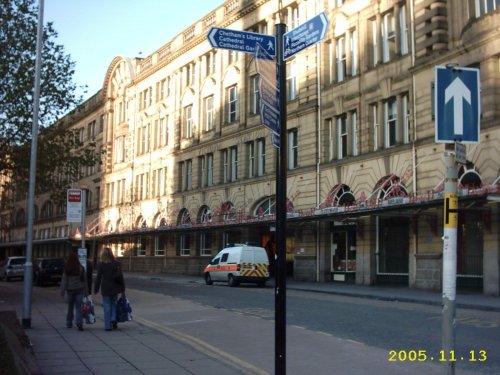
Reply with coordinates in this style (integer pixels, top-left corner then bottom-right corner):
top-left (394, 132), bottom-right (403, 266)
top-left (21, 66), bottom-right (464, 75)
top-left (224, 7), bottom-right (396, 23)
top-left (435, 66), bottom-right (480, 143)
top-left (283, 12), bottom-right (328, 60)
top-left (208, 27), bottom-right (276, 56)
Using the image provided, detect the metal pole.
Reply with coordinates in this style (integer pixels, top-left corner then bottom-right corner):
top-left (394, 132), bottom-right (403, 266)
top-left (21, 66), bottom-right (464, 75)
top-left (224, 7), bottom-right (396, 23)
top-left (80, 188), bottom-right (87, 270)
top-left (22, 0), bottom-right (44, 329)
top-left (442, 143), bottom-right (458, 375)
top-left (275, 22), bottom-right (287, 375)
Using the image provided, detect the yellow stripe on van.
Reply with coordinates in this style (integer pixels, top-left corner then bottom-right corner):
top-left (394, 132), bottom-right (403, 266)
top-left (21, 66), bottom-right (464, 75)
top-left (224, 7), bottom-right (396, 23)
top-left (239, 263), bottom-right (269, 277)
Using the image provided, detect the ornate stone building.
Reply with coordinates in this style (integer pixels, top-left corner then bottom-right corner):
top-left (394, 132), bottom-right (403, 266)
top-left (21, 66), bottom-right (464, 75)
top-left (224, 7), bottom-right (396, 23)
top-left (1, 0), bottom-right (499, 294)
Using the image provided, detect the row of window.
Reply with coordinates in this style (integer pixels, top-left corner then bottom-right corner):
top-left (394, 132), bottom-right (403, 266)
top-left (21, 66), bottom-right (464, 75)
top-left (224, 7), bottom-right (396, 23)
top-left (111, 90), bottom-right (408, 202)
top-left (75, 118), bottom-right (104, 143)
top-left (326, 93), bottom-right (410, 161)
top-left (178, 130), bottom-right (297, 192)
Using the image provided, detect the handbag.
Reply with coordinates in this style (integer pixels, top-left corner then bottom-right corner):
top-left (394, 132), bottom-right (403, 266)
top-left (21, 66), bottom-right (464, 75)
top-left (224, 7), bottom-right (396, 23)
top-left (116, 294), bottom-right (132, 322)
top-left (81, 295), bottom-right (96, 324)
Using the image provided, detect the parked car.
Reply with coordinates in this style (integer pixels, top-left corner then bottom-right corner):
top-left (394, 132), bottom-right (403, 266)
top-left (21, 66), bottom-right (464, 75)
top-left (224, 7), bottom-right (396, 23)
top-left (0, 256), bottom-right (26, 281)
top-left (33, 257), bottom-right (65, 286)
top-left (204, 244), bottom-right (269, 287)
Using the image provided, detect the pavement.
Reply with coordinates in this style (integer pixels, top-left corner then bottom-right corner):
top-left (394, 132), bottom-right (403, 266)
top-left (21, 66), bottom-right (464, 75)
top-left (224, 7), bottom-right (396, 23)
top-left (1, 273), bottom-right (498, 375)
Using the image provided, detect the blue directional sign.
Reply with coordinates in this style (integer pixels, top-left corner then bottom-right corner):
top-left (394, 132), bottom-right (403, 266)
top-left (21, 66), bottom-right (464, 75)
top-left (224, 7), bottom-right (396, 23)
top-left (208, 27), bottom-right (276, 57)
top-left (260, 102), bottom-right (280, 136)
top-left (435, 66), bottom-right (480, 143)
top-left (283, 12), bottom-right (328, 60)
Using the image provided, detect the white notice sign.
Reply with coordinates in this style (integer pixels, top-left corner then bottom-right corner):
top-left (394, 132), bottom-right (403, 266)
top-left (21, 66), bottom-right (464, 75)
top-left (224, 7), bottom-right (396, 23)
top-left (67, 189), bottom-right (82, 223)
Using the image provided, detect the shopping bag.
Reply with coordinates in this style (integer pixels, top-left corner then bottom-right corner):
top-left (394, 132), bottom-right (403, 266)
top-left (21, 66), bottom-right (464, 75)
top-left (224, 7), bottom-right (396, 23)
top-left (82, 295), bottom-right (96, 324)
top-left (116, 295), bottom-right (132, 322)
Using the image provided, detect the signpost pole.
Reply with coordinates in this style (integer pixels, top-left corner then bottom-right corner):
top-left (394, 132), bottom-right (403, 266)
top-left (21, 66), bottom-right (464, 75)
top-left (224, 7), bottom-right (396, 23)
top-left (80, 188), bottom-right (87, 271)
top-left (275, 22), bottom-right (287, 375)
top-left (442, 144), bottom-right (458, 375)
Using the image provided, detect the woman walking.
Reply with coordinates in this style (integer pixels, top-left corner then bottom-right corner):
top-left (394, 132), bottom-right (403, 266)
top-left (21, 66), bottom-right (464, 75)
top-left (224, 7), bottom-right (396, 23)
top-left (93, 247), bottom-right (125, 331)
top-left (60, 251), bottom-right (86, 331)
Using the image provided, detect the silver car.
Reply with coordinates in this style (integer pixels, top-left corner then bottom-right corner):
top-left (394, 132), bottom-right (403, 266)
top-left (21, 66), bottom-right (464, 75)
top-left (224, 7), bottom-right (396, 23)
top-left (0, 256), bottom-right (26, 281)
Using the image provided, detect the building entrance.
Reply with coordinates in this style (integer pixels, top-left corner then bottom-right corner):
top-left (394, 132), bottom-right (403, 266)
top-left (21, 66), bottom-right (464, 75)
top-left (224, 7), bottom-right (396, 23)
top-left (331, 226), bottom-right (356, 282)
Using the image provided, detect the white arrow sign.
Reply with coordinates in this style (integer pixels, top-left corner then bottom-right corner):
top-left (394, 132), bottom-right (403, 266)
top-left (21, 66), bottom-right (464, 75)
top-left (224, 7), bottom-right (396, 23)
top-left (444, 77), bottom-right (471, 136)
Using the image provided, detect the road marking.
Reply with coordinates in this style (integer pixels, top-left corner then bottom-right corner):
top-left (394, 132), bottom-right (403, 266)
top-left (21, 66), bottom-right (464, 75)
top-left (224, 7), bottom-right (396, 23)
top-left (134, 316), bottom-right (269, 375)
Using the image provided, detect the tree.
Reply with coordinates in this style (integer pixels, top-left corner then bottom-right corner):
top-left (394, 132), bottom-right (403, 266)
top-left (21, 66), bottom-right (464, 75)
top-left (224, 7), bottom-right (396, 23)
top-left (0, 0), bottom-right (100, 204)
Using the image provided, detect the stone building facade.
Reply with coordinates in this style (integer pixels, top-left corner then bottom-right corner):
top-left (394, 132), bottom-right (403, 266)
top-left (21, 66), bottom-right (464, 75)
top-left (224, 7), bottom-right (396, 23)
top-left (1, 0), bottom-right (499, 294)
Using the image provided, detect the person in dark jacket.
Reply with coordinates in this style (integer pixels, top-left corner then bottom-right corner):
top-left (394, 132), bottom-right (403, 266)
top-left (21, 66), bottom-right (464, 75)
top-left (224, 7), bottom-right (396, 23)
top-left (60, 251), bottom-right (86, 331)
top-left (93, 247), bottom-right (125, 331)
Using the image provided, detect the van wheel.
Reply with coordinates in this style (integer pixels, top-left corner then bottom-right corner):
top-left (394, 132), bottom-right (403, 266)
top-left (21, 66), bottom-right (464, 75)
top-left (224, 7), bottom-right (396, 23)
top-left (205, 273), bottom-right (213, 285)
top-left (228, 275), bottom-right (238, 287)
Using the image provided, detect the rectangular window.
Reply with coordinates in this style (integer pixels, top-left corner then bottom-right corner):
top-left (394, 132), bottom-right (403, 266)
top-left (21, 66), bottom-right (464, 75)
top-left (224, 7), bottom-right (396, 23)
top-left (227, 86), bottom-right (238, 123)
top-left (200, 233), bottom-right (212, 256)
top-left (228, 50), bottom-right (239, 65)
top-left (186, 159), bottom-right (192, 190)
top-left (186, 63), bottom-right (195, 86)
top-left (250, 75), bottom-right (260, 114)
top-left (337, 115), bottom-right (348, 159)
top-left (384, 98), bottom-right (397, 147)
top-left (87, 121), bottom-right (96, 140)
top-left (159, 78), bottom-right (166, 100)
top-left (114, 136), bottom-right (125, 163)
top-left (382, 12), bottom-right (395, 63)
top-left (257, 138), bottom-right (266, 176)
top-left (204, 96), bottom-right (214, 131)
top-left (155, 235), bottom-right (166, 256)
top-left (153, 168), bottom-right (166, 197)
top-left (180, 234), bottom-right (190, 256)
top-left (371, 19), bottom-right (378, 66)
top-left (286, 60), bottom-right (297, 101)
top-left (206, 52), bottom-right (215, 76)
top-left (288, 129), bottom-right (298, 169)
top-left (184, 105), bottom-right (193, 138)
top-left (207, 153), bottom-right (214, 186)
top-left (336, 37), bottom-right (346, 82)
top-left (350, 30), bottom-right (358, 76)
top-left (402, 94), bottom-right (410, 144)
top-left (179, 160), bottom-right (192, 191)
top-left (230, 146), bottom-right (238, 182)
top-left (328, 42), bottom-right (335, 84)
top-left (351, 110), bottom-right (358, 156)
top-left (138, 123), bottom-right (149, 155)
top-left (247, 142), bottom-right (255, 178)
top-left (160, 116), bottom-right (168, 147)
top-left (471, 0), bottom-right (499, 18)
top-left (371, 104), bottom-right (379, 151)
top-left (328, 119), bottom-right (335, 161)
top-left (199, 156), bottom-right (206, 188)
top-left (167, 76), bottom-right (172, 97)
top-left (222, 149), bottom-right (229, 183)
top-left (399, 5), bottom-right (409, 55)
top-left (285, 5), bottom-right (300, 28)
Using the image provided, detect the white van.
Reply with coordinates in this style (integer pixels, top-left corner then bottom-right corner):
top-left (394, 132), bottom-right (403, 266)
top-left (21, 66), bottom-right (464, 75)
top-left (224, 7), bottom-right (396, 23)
top-left (204, 245), bottom-right (269, 287)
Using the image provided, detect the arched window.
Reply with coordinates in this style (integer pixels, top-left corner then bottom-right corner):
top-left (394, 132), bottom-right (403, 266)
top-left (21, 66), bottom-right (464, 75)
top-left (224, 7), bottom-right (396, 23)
top-left (254, 197), bottom-right (275, 216)
top-left (374, 175), bottom-right (408, 201)
top-left (178, 208), bottom-right (192, 225)
top-left (198, 205), bottom-right (212, 224)
top-left (220, 201), bottom-right (236, 221)
top-left (319, 184), bottom-right (356, 208)
top-left (458, 162), bottom-right (482, 189)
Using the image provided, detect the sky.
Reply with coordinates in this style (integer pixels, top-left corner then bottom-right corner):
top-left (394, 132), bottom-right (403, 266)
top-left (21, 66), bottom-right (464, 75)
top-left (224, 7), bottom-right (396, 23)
top-left (44, 0), bottom-right (224, 101)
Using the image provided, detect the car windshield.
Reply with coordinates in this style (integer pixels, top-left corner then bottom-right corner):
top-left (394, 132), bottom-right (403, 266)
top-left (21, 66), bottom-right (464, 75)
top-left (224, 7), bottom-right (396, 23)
top-left (43, 259), bottom-right (64, 268)
top-left (10, 258), bottom-right (25, 265)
